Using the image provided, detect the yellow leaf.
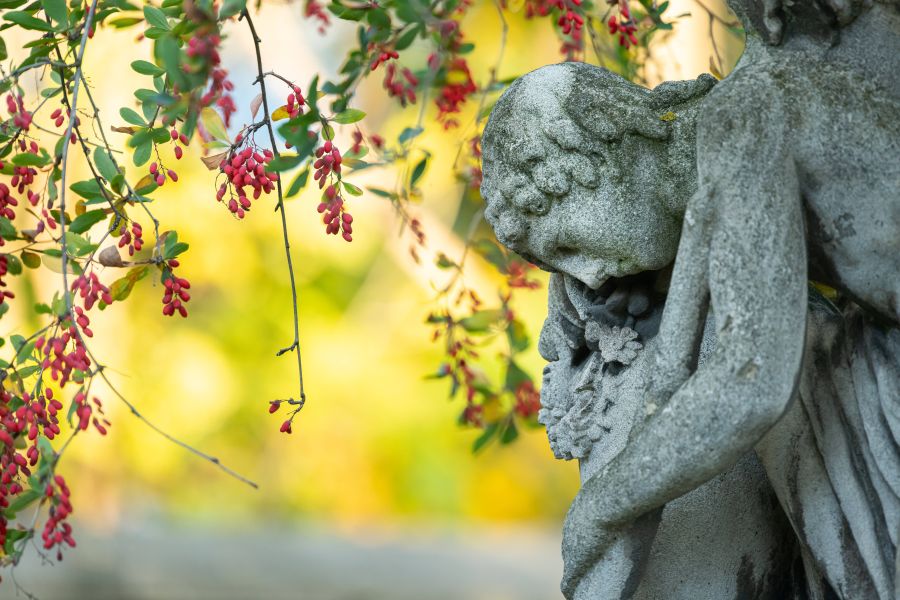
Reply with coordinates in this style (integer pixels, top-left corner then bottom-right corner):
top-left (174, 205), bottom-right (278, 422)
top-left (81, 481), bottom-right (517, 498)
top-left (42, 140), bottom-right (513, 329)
top-left (507, 0), bottom-right (525, 12)
top-left (200, 107), bottom-right (230, 143)
top-left (482, 397), bottom-right (504, 423)
top-left (660, 111), bottom-right (677, 122)
top-left (135, 173), bottom-right (156, 190)
top-left (446, 70), bottom-right (471, 85)
top-left (271, 105), bottom-right (290, 121)
top-left (111, 125), bottom-right (136, 134)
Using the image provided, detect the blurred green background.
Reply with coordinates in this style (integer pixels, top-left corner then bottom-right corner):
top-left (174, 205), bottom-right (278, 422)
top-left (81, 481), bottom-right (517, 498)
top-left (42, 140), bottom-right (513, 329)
top-left (4, 1), bottom-right (740, 597)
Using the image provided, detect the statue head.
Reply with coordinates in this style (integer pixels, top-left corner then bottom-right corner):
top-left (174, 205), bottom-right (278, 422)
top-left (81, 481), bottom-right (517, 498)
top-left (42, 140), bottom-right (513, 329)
top-left (481, 62), bottom-right (714, 289)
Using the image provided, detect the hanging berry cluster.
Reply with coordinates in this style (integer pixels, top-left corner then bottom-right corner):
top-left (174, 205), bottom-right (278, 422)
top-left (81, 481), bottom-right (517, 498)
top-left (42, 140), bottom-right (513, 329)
top-left (304, 0), bottom-right (331, 33)
top-left (384, 63), bottom-right (419, 107)
top-left (521, 0), bottom-right (585, 58)
top-left (215, 143), bottom-right (278, 219)
top-left (117, 221), bottom-right (144, 257)
top-left (608, 2), bottom-right (639, 48)
top-left (40, 475), bottom-right (75, 560)
top-left (5, 94), bottom-right (32, 132)
top-left (186, 31), bottom-right (237, 127)
top-left (313, 141), bottom-right (354, 242)
top-left (162, 266), bottom-right (192, 318)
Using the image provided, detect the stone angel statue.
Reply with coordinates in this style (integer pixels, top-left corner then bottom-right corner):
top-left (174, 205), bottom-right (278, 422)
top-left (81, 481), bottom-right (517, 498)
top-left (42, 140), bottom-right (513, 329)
top-left (480, 0), bottom-right (900, 597)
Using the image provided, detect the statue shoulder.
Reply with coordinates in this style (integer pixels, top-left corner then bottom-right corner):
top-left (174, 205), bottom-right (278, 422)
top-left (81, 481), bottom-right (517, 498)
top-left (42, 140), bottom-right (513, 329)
top-left (694, 66), bottom-right (792, 184)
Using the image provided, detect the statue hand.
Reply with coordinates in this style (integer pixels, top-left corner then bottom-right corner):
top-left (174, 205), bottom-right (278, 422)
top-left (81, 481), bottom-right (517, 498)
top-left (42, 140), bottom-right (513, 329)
top-left (560, 488), bottom-right (616, 599)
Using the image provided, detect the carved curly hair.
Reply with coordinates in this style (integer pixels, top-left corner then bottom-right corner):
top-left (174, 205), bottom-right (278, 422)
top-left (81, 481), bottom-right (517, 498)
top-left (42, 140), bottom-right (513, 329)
top-left (480, 62), bottom-right (714, 264)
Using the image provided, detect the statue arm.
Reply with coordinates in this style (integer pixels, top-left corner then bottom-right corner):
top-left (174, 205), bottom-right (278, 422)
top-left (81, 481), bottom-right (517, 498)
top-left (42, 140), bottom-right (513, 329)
top-left (562, 79), bottom-right (809, 596)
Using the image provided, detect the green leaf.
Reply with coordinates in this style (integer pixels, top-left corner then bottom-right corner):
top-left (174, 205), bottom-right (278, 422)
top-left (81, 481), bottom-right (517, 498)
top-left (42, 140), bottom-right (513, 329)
top-left (150, 127), bottom-right (171, 144)
top-left (41, 0), bottom-right (67, 25)
top-left (119, 107), bottom-right (146, 126)
top-left (157, 34), bottom-right (185, 88)
top-left (398, 126), bottom-right (423, 144)
top-left (499, 419), bottom-right (519, 444)
top-left (473, 239), bottom-right (508, 271)
top-left (165, 242), bottom-right (188, 259)
top-left (93, 147), bottom-right (119, 181)
top-left (133, 139), bottom-right (152, 166)
top-left (36, 436), bottom-right (54, 459)
top-left (21, 251), bottom-right (40, 269)
top-left (332, 108), bottom-right (366, 125)
top-left (410, 155), bottom-right (428, 186)
top-left (68, 209), bottom-right (107, 234)
top-left (505, 360), bottom-right (531, 391)
top-left (341, 181), bottom-right (362, 196)
top-left (131, 59), bottom-right (165, 77)
top-left (4, 527), bottom-right (30, 554)
top-left (4, 488), bottom-right (41, 518)
top-left (507, 319), bottom-right (529, 353)
top-left (12, 152), bottom-right (49, 167)
top-left (0, 217), bottom-right (17, 240)
top-left (366, 188), bottom-right (395, 200)
top-left (366, 8), bottom-right (390, 30)
top-left (286, 168), bottom-right (309, 197)
top-left (395, 26), bottom-right (421, 51)
top-left (435, 253), bottom-right (456, 269)
top-left (10, 334), bottom-right (25, 352)
top-left (108, 16), bottom-right (143, 28)
top-left (70, 179), bottom-right (104, 200)
top-left (459, 309), bottom-right (504, 333)
top-left (3, 11), bottom-right (55, 31)
top-left (109, 265), bottom-right (149, 301)
top-left (142, 5), bottom-right (169, 29)
top-left (64, 231), bottom-right (98, 257)
top-left (15, 338), bottom-right (35, 365)
top-left (218, 0), bottom-right (246, 20)
top-left (5, 254), bottom-right (22, 275)
top-left (472, 423), bottom-right (498, 452)
top-left (267, 154), bottom-right (303, 172)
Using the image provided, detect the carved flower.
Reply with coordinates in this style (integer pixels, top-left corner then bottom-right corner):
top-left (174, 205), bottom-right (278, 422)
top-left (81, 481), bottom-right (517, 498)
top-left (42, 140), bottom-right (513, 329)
top-left (584, 321), bottom-right (642, 366)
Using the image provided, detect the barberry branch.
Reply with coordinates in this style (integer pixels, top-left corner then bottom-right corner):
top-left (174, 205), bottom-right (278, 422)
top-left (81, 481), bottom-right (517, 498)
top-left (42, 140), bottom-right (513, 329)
top-left (78, 74), bottom-right (161, 241)
top-left (83, 352), bottom-right (259, 489)
top-left (240, 9), bottom-right (307, 415)
top-left (56, 0), bottom-right (98, 314)
top-left (692, 0), bottom-right (739, 76)
top-left (0, 61), bottom-right (73, 87)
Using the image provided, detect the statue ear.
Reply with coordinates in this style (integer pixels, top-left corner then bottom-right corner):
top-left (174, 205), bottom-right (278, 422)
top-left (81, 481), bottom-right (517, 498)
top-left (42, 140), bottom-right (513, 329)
top-left (649, 74), bottom-right (717, 110)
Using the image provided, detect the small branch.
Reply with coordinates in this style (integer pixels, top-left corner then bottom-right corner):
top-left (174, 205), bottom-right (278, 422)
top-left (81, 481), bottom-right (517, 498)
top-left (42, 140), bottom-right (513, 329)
top-left (240, 9), bottom-right (307, 411)
top-left (79, 73), bottom-right (161, 241)
top-left (56, 0), bottom-right (100, 315)
top-left (85, 354), bottom-right (259, 489)
top-left (0, 60), bottom-right (71, 86)
top-left (692, 0), bottom-right (739, 26)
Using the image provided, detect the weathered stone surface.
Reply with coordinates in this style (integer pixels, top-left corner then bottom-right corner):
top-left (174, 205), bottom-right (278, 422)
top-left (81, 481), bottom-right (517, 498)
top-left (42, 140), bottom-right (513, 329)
top-left (481, 1), bottom-right (899, 597)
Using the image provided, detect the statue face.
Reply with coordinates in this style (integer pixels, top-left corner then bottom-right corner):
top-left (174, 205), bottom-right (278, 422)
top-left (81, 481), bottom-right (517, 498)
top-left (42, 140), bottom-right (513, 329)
top-left (485, 136), bottom-right (682, 290)
top-left (481, 62), bottom-right (696, 289)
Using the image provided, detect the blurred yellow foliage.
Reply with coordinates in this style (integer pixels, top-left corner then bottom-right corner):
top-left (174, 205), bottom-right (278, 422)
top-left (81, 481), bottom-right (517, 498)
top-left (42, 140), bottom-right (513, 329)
top-left (4, 0), bottom-right (737, 533)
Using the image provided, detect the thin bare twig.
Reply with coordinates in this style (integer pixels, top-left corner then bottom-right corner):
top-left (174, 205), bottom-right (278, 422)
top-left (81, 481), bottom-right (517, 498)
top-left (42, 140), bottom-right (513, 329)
top-left (240, 9), bottom-right (306, 414)
top-left (85, 353), bottom-right (259, 489)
